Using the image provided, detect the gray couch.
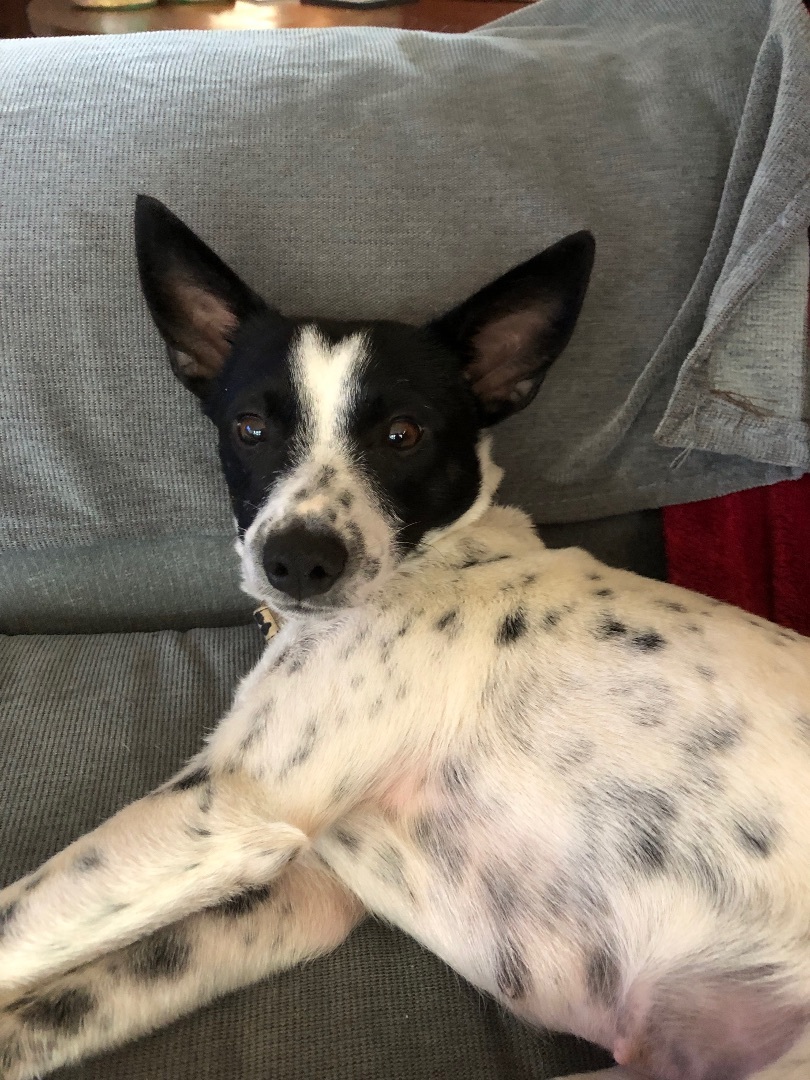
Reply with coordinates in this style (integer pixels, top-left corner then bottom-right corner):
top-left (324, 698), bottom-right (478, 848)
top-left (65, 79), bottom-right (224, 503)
top-left (2, 0), bottom-right (807, 1075)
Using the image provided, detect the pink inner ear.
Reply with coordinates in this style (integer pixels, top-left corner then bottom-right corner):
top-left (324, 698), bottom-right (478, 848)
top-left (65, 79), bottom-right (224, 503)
top-left (467, 304), bottom-right (557, 403)
top-left (170, 281), bottom-right (239, 379)
top-left (616, 977), bottom-right (810, 1080)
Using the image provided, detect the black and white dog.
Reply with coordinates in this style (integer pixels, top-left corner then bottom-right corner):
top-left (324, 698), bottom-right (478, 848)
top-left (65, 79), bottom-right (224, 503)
top-left (2, 197), bottom-right (810, 1080)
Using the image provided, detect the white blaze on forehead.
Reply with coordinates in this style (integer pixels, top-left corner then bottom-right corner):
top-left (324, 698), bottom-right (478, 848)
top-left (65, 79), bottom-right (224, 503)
top-left (292, 326), bottom-right (368, 450)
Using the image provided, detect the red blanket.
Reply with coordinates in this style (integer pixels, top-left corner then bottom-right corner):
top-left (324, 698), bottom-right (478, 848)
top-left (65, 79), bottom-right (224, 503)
top-left (664, 475), bottom-right (810, 636)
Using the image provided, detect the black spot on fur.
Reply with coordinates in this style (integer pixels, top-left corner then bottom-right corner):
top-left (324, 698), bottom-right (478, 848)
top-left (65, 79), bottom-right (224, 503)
top-left (735, 818), bottom-right (778, 859)
top-left (126, 926), bottom-right (191, 981)
top-left (74, 848), bottom-right (104, 873)
top-left (696, 666), bottom-right (716, 681)
top-left (480, 860), bottom-right (524, 924)
top-left (687, 844), bottom-right (728, 907)
top-left (279, 717), bottom-right (319, 776)
top-left (338, 489), bottom-right (354, 509)
top-left (796, 715), bottom-right (810, 743)
top-left (497, 609), bottom-right (528, 645)
top-left (413, 812), bottom-right (466, 884)
top-left (586, 573), bottom-right (603, 581)
top-left (344, 520), bottom-right (366, 559)
top-left (655, 599), bottom-right (688, 614)
top-left (436, 609), bottom-right (459, 633)
top-left (23, 871), bottom-right (45, 893)
top-left (684, 622), bottom-right (703, 633)
top-left (595, 616), bottom-right (628, 640)
top-left (629, 691), bottom-right (669, 728)
top-left (521, 574), bottom-right (538, 587)
top-left (188, 825), bottom-right (212, 838)
top-left (14, 988), bottom-right (96, 1034)
top-left (334, 825), bottom-right (362, 852)
top-left (631, 630), bottom-right (667, 651)
top-left (495, 940), bottom-right (532, 1000)
top-left (198, 782), bottom-right (214, 814)
top-left (169, 766), bottom-right (210, 792)
top-left (217, 883), bottom-right (276, 917)
top-left (104, 901), bottom-right (130, 917)
top-left (270, 647), bottom-right (292, 671)
top-left (441, 757), bottom-right (471, 789)
top-left (542, 609), bottom-right (561, 630)
top-left (287, 651), bottom-right (309, 674)
top-left (685, 724), bottom-right (742, 756)
top-left (317, 465), bottom-right (336, 488)
top-left (0, 900), bottom-right (19, 936)
top-left (457, 551), bottom-right (510, 569)
top-left (554, 737), bottom-right (595, 773)
top-left (593, 588), bottom-right (614, 599)
top-left (326, 508), bottom-right (338, 523)
top-left (239, 722), bottom-right (264, 756)
top-left (586, 946), bottom-right (621, 1004)
top-left (594, 783), bottom-right (678, 876)
top-left (0, 1040), bottom-right (23, 1072)
top-left (376, 843), bottom-right (410, 894)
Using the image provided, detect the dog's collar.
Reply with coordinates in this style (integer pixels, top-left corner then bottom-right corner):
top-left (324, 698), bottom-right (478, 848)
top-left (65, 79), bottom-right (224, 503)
top-left (253, 605), bottom-right (282, 641)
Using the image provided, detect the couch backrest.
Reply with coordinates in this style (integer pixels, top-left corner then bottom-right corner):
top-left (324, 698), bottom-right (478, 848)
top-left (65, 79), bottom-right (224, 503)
top-left (2, 0), bottom-right (803, 633)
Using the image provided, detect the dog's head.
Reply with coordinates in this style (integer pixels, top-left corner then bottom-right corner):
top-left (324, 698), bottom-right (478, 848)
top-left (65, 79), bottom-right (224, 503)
top-left (135, 196), bottom-right (593, 617)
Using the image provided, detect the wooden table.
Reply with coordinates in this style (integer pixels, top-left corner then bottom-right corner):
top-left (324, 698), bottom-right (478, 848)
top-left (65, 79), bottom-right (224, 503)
top-left (28, 0), bottom-right (526, 35)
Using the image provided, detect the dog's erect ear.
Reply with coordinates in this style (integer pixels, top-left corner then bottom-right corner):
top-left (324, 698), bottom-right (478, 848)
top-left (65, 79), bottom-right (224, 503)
top-left (429, 231), bottom-right (595, 425)
top-left (135, 195), bottom-right (266, 399)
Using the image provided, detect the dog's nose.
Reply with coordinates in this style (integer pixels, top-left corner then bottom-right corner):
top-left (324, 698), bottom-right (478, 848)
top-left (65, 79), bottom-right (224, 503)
top-left (262, 526), bottom-right (348, 600)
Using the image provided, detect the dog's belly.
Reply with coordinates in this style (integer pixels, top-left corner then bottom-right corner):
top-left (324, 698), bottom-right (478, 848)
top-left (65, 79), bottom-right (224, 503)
top-left (314, 809), bottom-right (612, 1044)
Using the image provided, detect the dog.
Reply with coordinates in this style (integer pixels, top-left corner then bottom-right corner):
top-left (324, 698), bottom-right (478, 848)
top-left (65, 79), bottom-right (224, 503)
top-left (2, 196), bottom-right (810, 1080)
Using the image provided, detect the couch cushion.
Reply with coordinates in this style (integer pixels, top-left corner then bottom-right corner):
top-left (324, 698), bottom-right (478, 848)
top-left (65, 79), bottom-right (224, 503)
top-left (0, 626), bottom-right (609, 1078)
top-left (1, 0), bottom-right (805, 601)
top-left (0, 538), bottom-right (251, 634)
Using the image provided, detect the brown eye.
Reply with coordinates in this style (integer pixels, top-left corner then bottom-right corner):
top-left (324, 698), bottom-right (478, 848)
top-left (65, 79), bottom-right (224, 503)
top-left (387, 417), bottom-right (423, 451)
top-left (235, 414), bottom-right (267, 446)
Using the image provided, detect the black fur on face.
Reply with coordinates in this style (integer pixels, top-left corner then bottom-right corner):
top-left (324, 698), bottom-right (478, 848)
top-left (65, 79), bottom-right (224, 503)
top-left (195, 314), bottom-right (483, 547)
top-left (135, 196), bottom-right (594, 608)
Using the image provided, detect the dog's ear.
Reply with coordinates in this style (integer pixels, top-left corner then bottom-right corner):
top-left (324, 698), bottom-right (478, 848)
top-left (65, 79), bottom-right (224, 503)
top-left (428, 231), bottom-right (594, 425)
top-left (135, 195), bottom-right (266, 399)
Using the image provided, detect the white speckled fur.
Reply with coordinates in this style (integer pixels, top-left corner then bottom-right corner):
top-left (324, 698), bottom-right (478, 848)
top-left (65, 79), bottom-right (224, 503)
top-left (3, 487), bottom-right (810, 1078)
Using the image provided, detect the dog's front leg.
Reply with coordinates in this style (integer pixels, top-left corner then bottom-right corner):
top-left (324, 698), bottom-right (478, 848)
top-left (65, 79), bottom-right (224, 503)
top-left (0, 762), bottom-right (307, 994)
top-left (0, 853), bottom-right (363, 1080)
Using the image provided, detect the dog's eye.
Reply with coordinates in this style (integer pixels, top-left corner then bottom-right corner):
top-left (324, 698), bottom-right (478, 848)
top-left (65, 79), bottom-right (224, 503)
top-left (235, 414), bottom-right (267, 446)
top-left (387, 417), bottom-right (423, 451)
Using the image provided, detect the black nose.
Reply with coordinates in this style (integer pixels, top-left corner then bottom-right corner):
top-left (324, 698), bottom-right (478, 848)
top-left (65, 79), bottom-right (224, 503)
top-left (262, 526), bottom-right (348, 600)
